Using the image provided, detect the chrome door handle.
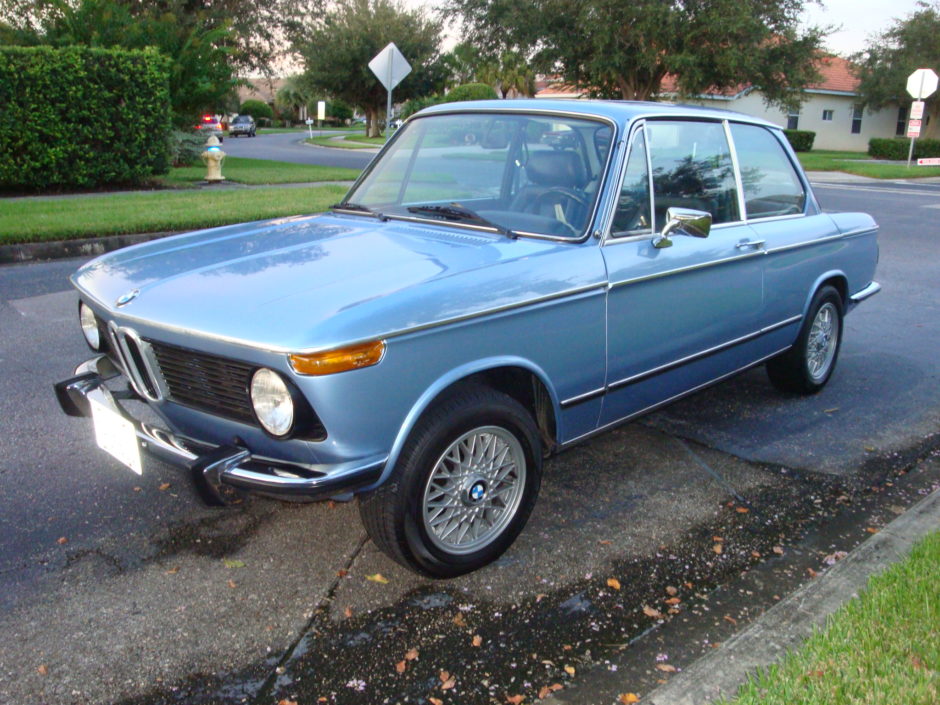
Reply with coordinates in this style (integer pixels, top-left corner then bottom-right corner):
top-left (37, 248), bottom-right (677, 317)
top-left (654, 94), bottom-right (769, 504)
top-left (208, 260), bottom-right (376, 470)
top-left (735, 239), bottom-right (766, 250)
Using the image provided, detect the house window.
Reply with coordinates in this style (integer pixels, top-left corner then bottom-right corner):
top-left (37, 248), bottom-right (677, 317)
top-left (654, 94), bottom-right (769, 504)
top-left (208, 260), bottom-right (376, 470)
top-left (787, 111), bottom-right (800, 130)
top-left (822, 109), bottom-right (834, 121)
top-left (897, 106), bottom-right (908, 136)
top-left (851, 104), bottom-right (863, 134)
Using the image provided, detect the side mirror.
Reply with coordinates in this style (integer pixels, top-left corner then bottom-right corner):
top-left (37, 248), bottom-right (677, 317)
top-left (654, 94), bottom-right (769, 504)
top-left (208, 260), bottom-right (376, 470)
top-left (652, 207), bottom-right (712, 249)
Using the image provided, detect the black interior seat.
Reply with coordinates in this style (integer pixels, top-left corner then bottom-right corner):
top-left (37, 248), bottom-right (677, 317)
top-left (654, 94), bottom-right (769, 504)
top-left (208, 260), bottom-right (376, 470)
top-left (510, 151), bottom-right (590, 230)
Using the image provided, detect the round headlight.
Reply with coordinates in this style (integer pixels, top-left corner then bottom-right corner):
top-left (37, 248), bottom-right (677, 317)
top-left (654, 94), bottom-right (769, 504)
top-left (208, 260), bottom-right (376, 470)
top-left (250, 368), bottom-right (294, 436)
top-left (79, 302), bottom-right (101, 351)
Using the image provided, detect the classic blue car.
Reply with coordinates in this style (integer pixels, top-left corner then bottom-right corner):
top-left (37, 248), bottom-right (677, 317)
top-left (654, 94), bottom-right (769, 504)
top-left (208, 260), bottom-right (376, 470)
top-left (56, 100), bottom-right (880, 576)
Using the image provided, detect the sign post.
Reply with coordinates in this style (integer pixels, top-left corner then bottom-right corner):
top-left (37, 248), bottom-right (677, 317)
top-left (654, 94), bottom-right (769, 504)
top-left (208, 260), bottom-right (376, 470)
top-left (305, 117), bottom-right (314, 139)
top-left (368, 43), bottom-right (411, 142)
top-left (905, 69), bottom-right (938, 167)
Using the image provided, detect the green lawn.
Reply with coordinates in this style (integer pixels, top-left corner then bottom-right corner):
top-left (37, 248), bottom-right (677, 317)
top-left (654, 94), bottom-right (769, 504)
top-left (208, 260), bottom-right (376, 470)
top-left (306, 133), bottom-right (389, 149)
top-left (0, 185), bottom-right (349, 243)
top-left (161, 156), bottom-right (359, 186)
top-left (720, 530), bottom-right (940, 705)
top-left (797, 150), bottom-right (940, 178)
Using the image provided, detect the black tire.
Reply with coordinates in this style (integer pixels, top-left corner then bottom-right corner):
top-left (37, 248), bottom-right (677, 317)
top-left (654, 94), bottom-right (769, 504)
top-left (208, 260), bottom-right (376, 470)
top-left (359, 385), bottom-right (542, 577)
top-left (767, 285), bottom-right (843, 394)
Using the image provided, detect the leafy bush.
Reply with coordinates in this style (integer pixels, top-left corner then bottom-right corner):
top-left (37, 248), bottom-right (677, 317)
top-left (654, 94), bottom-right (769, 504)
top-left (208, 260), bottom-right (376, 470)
top-left (444, 83), bottom-right (499, 103)
top-left (168, 130), bottom-right (207, 167)
top-left (869, 137), bottom-right (940, 160)
top-left (239, 99), bottom-right (274, 121)
top-left (401, 95), bottom-right (445, 119)
top-left (0, 46), bottom-right (172, 190)
top-left (783, 129), bottom-right (816, 152)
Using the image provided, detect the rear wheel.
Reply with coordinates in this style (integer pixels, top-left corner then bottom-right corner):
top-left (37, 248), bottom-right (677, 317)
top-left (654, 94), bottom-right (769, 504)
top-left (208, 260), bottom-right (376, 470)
top-left (767, 285), bottom-right (843, 394)
top-left (359, 385), bottom-right (542, 577)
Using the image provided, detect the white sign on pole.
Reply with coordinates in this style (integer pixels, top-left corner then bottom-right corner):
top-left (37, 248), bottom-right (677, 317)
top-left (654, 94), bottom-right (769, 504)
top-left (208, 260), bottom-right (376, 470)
top-left (369, 43), bottom-right (412, 142)
top-left (907, 119), bottom-right (922, 138)
top-left (317, 100), bottom-right (326, 121)
top-left (917, 157), bottom-right (940, 166)
top-left (906, 68), bottom-right (938, 99)
top-left (910, 100), bottom-right (925, 120)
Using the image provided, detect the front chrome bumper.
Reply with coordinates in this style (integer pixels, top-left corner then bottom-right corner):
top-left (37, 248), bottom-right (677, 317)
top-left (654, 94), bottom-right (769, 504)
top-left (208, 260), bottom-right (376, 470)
top-left (54, 356), bottom-right (384, 505)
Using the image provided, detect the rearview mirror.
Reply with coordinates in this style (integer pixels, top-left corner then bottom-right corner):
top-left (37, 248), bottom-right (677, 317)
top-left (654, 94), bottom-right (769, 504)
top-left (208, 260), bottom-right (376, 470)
top-left (652, 207), bottom-right (712, 249)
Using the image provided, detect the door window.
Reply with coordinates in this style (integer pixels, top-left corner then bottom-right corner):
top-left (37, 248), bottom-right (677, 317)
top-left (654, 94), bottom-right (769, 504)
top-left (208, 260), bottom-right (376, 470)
top-left (610, 128), bottom-right (652, 236)
top-left (729, 123), bottom-right (806, 219)
top-left (645, 120), bottom-right (740, 229)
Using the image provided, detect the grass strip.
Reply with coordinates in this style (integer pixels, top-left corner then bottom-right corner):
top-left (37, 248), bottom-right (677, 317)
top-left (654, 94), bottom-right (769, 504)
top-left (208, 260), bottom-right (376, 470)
top-left (306, 133), bottom-right (387, 149)
top-left (161, 157), bottom-right (359, 186)
top-left (0, 185), bottom-right (349, 244)
top-left (719, 529), bottom-right (940, 705)
top-left (797, 150), bottom-right (940, 178)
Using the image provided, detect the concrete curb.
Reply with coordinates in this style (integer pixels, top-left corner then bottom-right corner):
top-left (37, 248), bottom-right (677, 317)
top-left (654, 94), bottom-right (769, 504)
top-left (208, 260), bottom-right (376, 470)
top-left (0, 231), bottom-right (178, 265)
top-left (643, 486), bottom-right (940, 705)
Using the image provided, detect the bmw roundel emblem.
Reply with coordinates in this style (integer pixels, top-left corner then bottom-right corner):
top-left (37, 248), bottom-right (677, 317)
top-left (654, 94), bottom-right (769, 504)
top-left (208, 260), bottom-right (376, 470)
top-left (469, 481), bottom-right (486, 502)
top-left (115, 289), bottom-right (140, 307)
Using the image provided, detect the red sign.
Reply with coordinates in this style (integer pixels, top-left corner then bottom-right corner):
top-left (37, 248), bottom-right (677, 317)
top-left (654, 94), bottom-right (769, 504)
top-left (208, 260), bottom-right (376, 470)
top-left (917, 157), bottom-right (940, 166)
top-left (907, 119), bottom-right (922, 138)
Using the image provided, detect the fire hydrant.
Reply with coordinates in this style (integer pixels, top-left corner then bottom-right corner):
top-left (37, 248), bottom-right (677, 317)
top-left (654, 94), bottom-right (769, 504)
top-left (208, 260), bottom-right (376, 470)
top-left (200, 135), bottom-right (226, 182)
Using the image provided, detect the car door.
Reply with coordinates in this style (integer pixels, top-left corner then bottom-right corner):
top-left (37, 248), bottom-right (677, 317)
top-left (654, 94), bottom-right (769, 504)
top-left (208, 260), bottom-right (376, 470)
top-left (598, 119), bottom-right (766, 427)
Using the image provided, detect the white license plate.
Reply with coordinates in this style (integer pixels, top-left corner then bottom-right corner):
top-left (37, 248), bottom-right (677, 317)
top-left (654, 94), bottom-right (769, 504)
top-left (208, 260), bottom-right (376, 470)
top-left (90, 397), bottom-right (142, 475)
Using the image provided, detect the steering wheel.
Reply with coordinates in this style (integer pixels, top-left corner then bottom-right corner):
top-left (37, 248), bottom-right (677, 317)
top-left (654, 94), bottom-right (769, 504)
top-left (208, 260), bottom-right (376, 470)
top-left (532, 187), bottom-right (589, 235)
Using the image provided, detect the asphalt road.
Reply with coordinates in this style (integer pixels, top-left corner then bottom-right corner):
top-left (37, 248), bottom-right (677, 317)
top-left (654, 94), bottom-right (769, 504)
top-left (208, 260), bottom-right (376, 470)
top-left (222, 130), bottom-right (376, 170)
top-left (1, 178), bottom-right (938, 703)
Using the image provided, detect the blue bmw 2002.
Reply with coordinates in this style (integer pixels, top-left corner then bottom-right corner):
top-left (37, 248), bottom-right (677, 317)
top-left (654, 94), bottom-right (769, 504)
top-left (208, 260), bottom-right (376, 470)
top-left (56, 101), bottom-right (880, 576)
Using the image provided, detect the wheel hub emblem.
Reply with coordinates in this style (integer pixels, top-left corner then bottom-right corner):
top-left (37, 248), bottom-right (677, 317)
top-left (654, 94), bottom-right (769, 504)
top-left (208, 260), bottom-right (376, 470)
top-left (468, 480), bottom-right (487, 503)
top-left (115, 289), bottom-right (140, 307)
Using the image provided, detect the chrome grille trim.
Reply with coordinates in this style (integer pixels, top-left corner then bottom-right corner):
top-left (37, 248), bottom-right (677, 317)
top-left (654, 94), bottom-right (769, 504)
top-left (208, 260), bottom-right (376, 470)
top-left (106, 322), bottom-right (164, 402)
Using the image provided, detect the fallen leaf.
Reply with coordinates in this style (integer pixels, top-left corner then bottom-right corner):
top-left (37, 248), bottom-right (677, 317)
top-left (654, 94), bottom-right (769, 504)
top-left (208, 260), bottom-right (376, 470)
top-left (429, 699), bottom-right (444, 705)
top-left (563, 645), bottom-right (572, 651)
top-left (336, 569), bottom-right (348, 578)
top-left (278, 700), bottom-right (298, 705)
top-left (824, 407), bottom-right (839, 414)
top-left (664, 597), bottom-right (681, 605)
top-left (472, 634), bottom-right (483, 647)
top-left (366, 573), bottom-right (389, 583)
top-left (864, 446), bottom-right (876, 452)
top-left (564, 665), bottom-right (575, 676)
top-left (453, 612), bottom-right (467, 627)
top-left (223, 559), bottom-right (246, 569)
top-left (712, 536), bottom-right (724, 542)
top-left (165, 566), bottom-right (180, 575)
top-left (723, 615), bottom-right (738, 625)
top-left (318, 699), bottom-right (327, 703)
top-left (607, 578), bottom-right (621, 591)
top-left (665, 585), bottom-right (678, 596)
top-left (549, 684), bottom-right (563, 692)
top-left (344, 606), bottom-right (353, 618)
top-left (598, 539), bottom-right (612, 545)
top-left (56, 537), bottom-right (67, 545)
top-left (735, 506), bottom-right (750, 514)
top-left (772, 546), bottom-right (784, 555)
top-left (133, 486), bottom-right (142, 492)
top-left (227, 579), bottom-right (237, 589)
top-left (536, 594), bottom-right (548, 603)
top-left (865, 527), bottom-right (879, 534)
top-left (712, 543), bottom-right (723, 555)
top-left (618, 693), bottom-right (641, 703)
top-left (439, 670), bottom-right (450, 683)
top-left (505, 695), bottom-right (525, 705)
top-left (37, 664), bottom-right (48, 676)
top-left (158, 482), bottom-right (171, 491)
top-left (441, 677), bottom-right (456, 690)
top-left (684, 581), bottom-right (693, 589)
top-left (807, 567), bottom-right (818, 578)
top-left (751, 551), bottom-right (762, 558)
top-left (911, 655), bottom-right (926, 670)
top-left (642, 605), bottom-right (663, 619)
top-left (655, 664), bottom-right (676, 673)
top-left (327, 500), bottom-right (336, 509)
top-left (667, 607), bottom-right (680, 615)
top-left (538, 686), bottom-right (551, 699)
top-left (395, 660), bottom-right (406, 674)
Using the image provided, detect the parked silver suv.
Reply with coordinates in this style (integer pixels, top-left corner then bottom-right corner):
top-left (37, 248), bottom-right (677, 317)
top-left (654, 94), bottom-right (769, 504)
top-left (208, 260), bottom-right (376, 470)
top-left (229, 114), bottom-right (256, 137)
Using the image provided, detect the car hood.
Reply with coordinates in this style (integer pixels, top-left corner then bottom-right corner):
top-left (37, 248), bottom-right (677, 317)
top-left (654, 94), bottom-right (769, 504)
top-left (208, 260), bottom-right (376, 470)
top-left (74, 213), bottom-right (597, 352)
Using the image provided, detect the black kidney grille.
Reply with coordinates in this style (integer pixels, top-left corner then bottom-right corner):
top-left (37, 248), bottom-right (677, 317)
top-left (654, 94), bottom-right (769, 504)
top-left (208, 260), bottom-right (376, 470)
top-left (148, 341), bottom-right (256, 423)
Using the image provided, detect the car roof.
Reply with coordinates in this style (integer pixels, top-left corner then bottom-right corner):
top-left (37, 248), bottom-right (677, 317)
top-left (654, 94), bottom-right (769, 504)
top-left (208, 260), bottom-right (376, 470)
top-left (418, 98), bottom-right (778, 129)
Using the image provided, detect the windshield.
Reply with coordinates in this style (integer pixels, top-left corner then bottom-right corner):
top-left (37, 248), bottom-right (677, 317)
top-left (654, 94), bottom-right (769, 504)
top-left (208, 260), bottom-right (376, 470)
top-left (233, 115), bottom-right (251, 123)
top-left (344, 112), bottom-right (615, 239)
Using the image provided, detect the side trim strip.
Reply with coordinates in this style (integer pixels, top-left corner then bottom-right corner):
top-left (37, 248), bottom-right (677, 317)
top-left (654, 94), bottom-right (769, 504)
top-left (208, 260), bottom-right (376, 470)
top-left (609, 250), bottom-right (765, 289)
top-left (561, 346), bottom-right (791, 447)
top-left (849, 281), bottom-right (881, 303)
top-left (559, 315), bottom-right (801, 408)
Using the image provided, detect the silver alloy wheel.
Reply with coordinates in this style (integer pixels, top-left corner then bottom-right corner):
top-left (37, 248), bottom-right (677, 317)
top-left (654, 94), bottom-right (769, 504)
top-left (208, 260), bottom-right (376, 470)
top-left (806, 302), bottom-right (839, 381)
top-left (421, 426), bottom-right (527, 555)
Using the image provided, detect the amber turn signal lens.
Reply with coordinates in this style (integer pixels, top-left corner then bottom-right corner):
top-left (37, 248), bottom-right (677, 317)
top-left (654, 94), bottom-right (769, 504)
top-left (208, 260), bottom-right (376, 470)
top-left (289, 340), bottom-right (386, 376)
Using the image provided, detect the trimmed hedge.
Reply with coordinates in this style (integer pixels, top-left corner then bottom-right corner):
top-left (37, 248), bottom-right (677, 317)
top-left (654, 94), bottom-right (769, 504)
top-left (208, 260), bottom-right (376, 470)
top-left (869, 137), bottom-right (940, 160)
top-left (0, 46), bottom-right (171, 190)
top-left (239, 99), bottom-right (274, 121)
top-left (783, 129), bottom-right (816, 152)
top-left (445, 83), bottom-right (499, 102)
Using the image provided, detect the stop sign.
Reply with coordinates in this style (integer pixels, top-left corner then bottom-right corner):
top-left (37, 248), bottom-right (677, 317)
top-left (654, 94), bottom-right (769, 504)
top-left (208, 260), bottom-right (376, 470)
top-left (907, 68), bottom-right (939, 99)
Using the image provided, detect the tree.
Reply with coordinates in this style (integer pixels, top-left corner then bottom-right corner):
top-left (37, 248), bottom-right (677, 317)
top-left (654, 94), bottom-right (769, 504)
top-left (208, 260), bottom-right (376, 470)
top-left (296, 0), bottom-right (445, 137)
top-left (853, 1), bottom-right (940, 139)
top-left (275, 75), bottom-right (313, 123)
top-left (449, 0), bottom-right (826, 110)
top-left (478, 50), bottom-right (537, 98)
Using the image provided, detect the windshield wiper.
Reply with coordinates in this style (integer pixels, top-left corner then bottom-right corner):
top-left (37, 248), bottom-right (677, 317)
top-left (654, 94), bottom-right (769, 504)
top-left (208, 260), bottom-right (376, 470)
top-left (330, 201), bottom-right (387, 220)
top-left (406, 203), bottom-right (517, 239)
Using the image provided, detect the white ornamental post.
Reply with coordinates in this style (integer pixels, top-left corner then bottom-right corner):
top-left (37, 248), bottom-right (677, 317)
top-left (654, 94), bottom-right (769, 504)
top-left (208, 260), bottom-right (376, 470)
top-left (368, 43), bottom-right (412, 142)
top-left (905, 68), bottom-right (939, 167)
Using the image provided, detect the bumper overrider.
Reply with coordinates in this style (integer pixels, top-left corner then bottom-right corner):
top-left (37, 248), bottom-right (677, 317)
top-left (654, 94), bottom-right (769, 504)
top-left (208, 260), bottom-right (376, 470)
top-left (54, 355), bottom-right (384, 506)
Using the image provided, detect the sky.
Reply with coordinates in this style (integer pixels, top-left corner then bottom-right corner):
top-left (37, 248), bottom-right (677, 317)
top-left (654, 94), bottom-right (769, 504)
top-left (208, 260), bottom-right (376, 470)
top-left (800, 0), bottom-right (928, 56)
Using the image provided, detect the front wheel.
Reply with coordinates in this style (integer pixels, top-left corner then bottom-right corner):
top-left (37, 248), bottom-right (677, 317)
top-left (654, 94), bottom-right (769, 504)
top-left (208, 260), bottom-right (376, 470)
top-left (359, 385), bottom-right (542, 577)
top-left (767, 285), bottom-right (843, 394)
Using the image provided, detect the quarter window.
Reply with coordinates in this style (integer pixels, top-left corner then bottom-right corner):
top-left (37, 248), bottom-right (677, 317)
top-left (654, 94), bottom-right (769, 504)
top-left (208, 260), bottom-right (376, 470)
top-left (610, 128), bottom-right (652, 236)
top-left (729, 123), bottom-right (806, 219)
top-left (645, 120), bottom-right (740, 229)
